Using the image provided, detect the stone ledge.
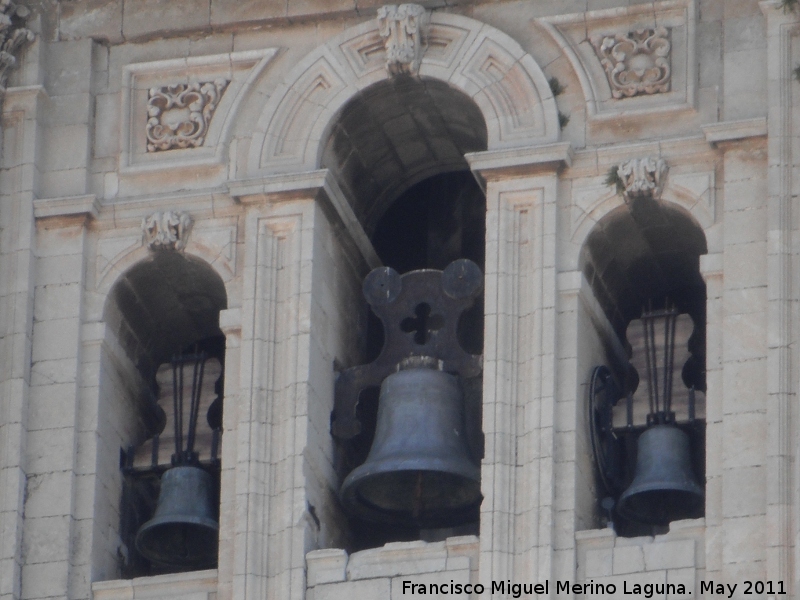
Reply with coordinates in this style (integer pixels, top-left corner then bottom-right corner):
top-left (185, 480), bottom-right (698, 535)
top-left (91, 569), bottom-right (218, 600)
top-left (465, 142), bottom-right (573, 187)
top-left (33, 195), bottom-right (100, 224)
top-left (307, 536), bottom-right (479, 587)
top-left (701, 118), bottom-right (768, 145)
top-left (576, 519), bottom-right (705, 593)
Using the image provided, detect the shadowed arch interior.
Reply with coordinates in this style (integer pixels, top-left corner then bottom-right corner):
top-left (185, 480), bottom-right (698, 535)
top-left (581, 199), bottom-right (708, 394)
top-left (321, 76), bottom-right (487, 235)
top-left (104, 252), bottom-right (228, 382)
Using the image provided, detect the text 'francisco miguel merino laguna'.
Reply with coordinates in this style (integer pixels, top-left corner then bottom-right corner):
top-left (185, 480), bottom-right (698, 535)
top-left (401, 579), bottom-right (690, 597)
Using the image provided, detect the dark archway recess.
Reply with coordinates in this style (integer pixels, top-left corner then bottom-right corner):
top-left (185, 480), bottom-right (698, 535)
top-left (324, 78), bottom-right (488, 551)
top-left (581, 199), bottom-right (708, 536)
top-left (105, 252), bottom-right (228, 577)
top-left (582, 201), bottom-right (708, 391)
top-left (107, 252), bottom-right (227, 383)
top-left (320, 76), bottom-right (487, 235)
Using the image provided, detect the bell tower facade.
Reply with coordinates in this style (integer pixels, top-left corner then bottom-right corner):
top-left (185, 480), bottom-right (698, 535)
top-left (0, 0), bottom-right (790, 599)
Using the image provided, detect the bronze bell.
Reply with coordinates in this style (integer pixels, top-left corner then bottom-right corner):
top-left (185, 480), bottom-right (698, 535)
top-left (136, 465), bottom-right (219, 568)
top-left (617, 425), bottom-right (704, 525)
top-left (340, 359), bottom-right (481, 527)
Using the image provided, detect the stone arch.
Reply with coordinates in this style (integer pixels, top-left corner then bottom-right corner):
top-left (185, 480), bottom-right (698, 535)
top-left (101, 250), bottom-right (229, 378)
top-left (96, 242), bottom-right (235, 309)
top-left (568, 178), bottom-right (716, 274)
top-left (246, 11), bottom-right (560, 178)
top-left (578, 196), bottom-right (708, 336)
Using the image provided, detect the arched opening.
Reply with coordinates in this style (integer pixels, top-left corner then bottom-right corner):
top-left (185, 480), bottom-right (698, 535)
top-left (325, 77), bottom-right (487, 551)
top-left (100, 251), bottom-right (227, 578)
top-left (321, 76), bottom-right (487, 234)
top-left (579, 199), bottom-right (707, 536)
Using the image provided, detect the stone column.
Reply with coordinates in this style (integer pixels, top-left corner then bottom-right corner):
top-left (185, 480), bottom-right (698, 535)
top-left (468, 143), bottom-right (571, 595)
top-left (0, 55), bottom-right (41, 600)
top-left (223, 171), bottom-right (377, 600)
top-left (761, 1), bottom-right (798, 593)
top-left (21, 198), bottom-right (99, 600)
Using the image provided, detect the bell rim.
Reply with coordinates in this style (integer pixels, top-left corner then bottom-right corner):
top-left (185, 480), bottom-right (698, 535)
top-left (341, 462), bottom-right (482, 527)
top-left (134, 464), bottom-right (220, 568)
top-left (616, 425), bottom-right (705, 525)
top-left (135, 515), bottom-right (220, 567)
top-left (617, 488), bottom-right (705, 525)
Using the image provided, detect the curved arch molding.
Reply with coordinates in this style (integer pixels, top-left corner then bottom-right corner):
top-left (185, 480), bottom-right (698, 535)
top-left (247, 12), bottom-right (561, 176)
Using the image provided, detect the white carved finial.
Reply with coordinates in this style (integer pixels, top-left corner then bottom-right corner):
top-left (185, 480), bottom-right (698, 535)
top-left (376, 3), bottom-right (429, 76)
top-left (0, 0), bottom-right (34, 90)
top-left (617, 157), bottom-right (668, 202)
top-left (142, 211), bottom-right (193, 251)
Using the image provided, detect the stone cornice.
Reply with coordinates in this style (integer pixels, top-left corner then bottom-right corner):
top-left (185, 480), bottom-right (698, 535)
top-left (33, 195), bottom-right (100, 225)
top-left (228, 170), bottom-right (380, 269)
top-left (701, 117), bottom-right (768, 146)
top-left (465, 142), bottom-right (573, 188)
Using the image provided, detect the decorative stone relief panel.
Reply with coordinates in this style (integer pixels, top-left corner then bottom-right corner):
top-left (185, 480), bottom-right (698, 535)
top-left (119, 48), bottom-right (278, 180)
top-left (539, 0), bottom-right (694, 121)
top-left (591, 27), bottom-right (671, 98)
top-left (142, 210), bottom-right (193, 250)
top-left (146, 80), bottom-right (229, 151)
top-left (376, 3), bottom-right (429, 76)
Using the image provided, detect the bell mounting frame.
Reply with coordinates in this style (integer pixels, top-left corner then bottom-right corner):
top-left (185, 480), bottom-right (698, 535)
top-left (332, 258), bottom-right (483, 440)
top-left (588, 365), bottom-right (624, 497)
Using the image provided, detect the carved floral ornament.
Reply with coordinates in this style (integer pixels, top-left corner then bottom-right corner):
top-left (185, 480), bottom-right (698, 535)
top-left (0, 0), bottom-right (34, 90)
top-left (377, 3), bottom-right (429, 76)
top-left (142, 211), bottom-right (193, 251)
top-left (146, 79), bottom-right (229, 152)
top-left (591, 27), bottom-right (671, 98)
top-left (617, 157), bottom-right (668, 202)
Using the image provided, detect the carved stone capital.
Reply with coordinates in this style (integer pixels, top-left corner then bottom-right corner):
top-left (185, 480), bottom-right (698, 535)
top-left (142, 211), bottom-right (193, 251)
top-left (377, 3), bottom-right (429, 76)
top-left (617, 157), bottom-right (668, 201)
top-left (146, 79), bottom-right (229, 151)
top-left (0, 0), bottom-right (34, 90)
top-left (591, 27), bottom-right (671, 98)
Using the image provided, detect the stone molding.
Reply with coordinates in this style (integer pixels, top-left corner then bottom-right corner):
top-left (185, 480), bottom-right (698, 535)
top-left (617, 156), bottom-right (668, 201)
top-left (146, 79), bottom-right (230, 152)
top-left (591, 27), bottom-right (671, 98)
top-left (701, 117), bottom-right (768, 145)
top-left (0, 0), bottom-right (34, 91)
top-left (377, 3), bottom-right (429, 76)
top-left (32, 194), bottom-right (100, 222)
top-left (141, 210), bottom-right (193, 250)
top-left (539, 0), bottom-right (695, 121)
top-left (465, 142), bottom-right (573, 189)
top-left (248, 11), bottom-right (560, 176)
top-left (228, 170), bottom-right (381, 269)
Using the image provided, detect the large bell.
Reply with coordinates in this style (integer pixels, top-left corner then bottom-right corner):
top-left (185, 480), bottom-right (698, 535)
top-left (340, 363), bottom-right (481, 527)
top-left (617, 425), bottom-right (704, 525)
top-left (136, 465), bottom-right (219, 568)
